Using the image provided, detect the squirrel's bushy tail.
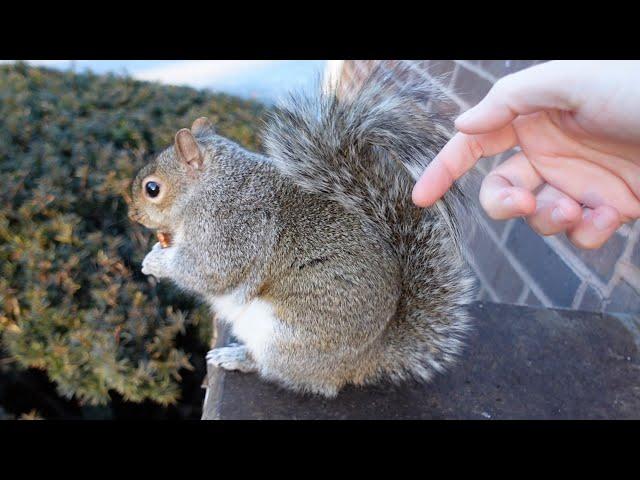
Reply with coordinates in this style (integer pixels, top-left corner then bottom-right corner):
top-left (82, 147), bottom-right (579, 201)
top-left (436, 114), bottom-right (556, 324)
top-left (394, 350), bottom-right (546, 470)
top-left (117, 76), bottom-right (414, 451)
top-left (263, 63), bottom-right (468, 251)
top-left (264, 63), bottom-right (475, 384)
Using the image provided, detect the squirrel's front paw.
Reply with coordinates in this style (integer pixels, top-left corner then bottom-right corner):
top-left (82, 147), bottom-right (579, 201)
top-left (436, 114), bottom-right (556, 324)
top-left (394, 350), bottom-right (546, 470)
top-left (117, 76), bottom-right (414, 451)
top-left (207, 345), bottom-right (258, 373)
top-left (141, 242), bottom-right (173, 279)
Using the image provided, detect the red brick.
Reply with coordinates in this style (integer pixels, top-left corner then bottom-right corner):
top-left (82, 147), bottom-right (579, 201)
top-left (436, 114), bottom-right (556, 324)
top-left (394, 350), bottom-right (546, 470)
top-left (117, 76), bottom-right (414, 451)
top-left (579, 285), bottom-right (604, 312)
top-left (428, 97), bottom-right (461, 118)
top-left (506, 219), bottom-right (581, 308)
top-left (558, 232), bottom-right (626, 283)
top-left (480, 60), bottom-right (542, 78)
top-left (605, 280), bottom-right (640, 314)
top-left (465, 221), bottom-right (523, 304)
top-left (490, 256), bottom-right (526, 304)
top-left (525, 290), bottom-right (544, 308)
top-left (453, 65), bottom-right (494, 107)
top-left (424, 60), bottom-right (456, 82)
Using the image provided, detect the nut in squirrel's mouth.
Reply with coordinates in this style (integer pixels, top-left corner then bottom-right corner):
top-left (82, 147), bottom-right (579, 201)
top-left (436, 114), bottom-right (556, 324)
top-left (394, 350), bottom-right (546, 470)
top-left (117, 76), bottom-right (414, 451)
top-left (156, 231), bottom-right (172, 248)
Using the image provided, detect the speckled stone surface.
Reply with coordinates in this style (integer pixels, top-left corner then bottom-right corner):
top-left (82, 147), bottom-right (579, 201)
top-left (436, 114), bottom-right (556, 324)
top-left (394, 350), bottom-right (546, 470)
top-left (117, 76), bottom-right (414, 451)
top-left (202, 302), bottom-right (640, 420)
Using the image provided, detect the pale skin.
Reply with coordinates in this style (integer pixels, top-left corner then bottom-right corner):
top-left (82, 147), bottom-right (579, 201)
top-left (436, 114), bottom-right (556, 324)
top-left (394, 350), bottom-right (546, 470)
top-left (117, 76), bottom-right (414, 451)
top-left (412, 60), bottom-right (640, 249)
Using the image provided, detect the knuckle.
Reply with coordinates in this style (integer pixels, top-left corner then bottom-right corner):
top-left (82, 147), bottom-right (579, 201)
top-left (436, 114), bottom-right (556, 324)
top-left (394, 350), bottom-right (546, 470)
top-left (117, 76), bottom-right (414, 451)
top-left (465, 135), bottom-right (484, 161)
top-left (567, 232), bottom-right (605, 250)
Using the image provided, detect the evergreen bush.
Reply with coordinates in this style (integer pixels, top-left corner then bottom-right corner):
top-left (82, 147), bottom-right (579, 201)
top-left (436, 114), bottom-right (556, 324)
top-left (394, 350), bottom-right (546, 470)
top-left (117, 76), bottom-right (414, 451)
top-left (0, 63), bottom-right (266, 412)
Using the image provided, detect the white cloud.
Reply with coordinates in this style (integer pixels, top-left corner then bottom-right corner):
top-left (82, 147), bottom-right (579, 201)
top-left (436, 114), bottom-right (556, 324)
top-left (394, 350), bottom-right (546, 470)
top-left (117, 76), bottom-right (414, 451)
top-left (134, 60), bottom-right (277, 88)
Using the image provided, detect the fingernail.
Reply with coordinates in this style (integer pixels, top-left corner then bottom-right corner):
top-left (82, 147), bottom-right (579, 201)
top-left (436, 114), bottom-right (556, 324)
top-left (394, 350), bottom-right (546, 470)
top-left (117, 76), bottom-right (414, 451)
top-left (592, 211), bottom-right (617, 231)
top-left (551, 207), bottom-right (568, 224)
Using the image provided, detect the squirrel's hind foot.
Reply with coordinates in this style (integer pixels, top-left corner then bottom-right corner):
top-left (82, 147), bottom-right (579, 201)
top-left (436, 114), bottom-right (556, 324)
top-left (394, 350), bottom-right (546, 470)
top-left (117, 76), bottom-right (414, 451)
top-left (207, 345), bottom-right (258, 373)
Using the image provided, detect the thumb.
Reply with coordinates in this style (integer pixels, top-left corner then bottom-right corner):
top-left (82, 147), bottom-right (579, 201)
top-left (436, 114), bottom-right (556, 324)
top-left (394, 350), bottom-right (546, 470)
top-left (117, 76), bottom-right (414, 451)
top-left (455, 61), bottom-right (582, 134)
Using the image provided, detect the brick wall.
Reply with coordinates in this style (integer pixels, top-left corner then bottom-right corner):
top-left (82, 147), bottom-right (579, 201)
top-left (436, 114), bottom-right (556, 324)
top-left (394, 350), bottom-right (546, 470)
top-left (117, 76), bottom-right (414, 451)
top-left (338, 60), bottom-right (640, 314)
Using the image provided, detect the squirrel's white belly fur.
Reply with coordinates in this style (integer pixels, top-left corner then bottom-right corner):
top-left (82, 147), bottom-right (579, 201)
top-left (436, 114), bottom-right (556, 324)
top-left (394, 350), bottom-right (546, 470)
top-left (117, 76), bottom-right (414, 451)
top-left (210, 291), bottom-right (277, 362)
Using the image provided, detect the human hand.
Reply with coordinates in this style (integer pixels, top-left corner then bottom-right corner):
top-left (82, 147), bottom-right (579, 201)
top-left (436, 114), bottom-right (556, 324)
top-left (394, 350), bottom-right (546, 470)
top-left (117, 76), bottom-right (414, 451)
top-left (412, 60), bottom-right (640, 249)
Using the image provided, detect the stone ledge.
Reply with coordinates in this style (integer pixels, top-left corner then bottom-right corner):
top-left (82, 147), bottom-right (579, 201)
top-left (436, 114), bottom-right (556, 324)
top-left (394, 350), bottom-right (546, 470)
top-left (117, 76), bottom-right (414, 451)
top-left (202, 302), bottom-right (640, 420)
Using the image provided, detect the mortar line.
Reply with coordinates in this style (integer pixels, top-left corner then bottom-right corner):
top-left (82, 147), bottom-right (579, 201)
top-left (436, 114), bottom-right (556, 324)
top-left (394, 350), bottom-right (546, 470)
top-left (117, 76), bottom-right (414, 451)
top-left (462, 222), bottom-right (500, 302)
top-left (465, 250), bottom-right (500, 302)
top-left (571, 281), bottom-right (588, 310)
top-left (500, 219), bottom-right (516, 246)
top-left (446, 63), bottom-right (460, 91)
top-left (617, 262), bottom-right (640, 294)
top-left (517, 285), bottom-right (530, 304)
top-left (542, 235), bottom-right (608, 295)
top-left (454, 60), bottom-right (498, 83)
top-left (425, 62), bottom-right (454, 89)
top-left (409, 65), bottom-right (470, 111)
top-left (606, 220), bottom-right (640, 296)
top-left (617, 224), bottom-right (632, 237)
top-left (474, 215), bottom-right (553, 307)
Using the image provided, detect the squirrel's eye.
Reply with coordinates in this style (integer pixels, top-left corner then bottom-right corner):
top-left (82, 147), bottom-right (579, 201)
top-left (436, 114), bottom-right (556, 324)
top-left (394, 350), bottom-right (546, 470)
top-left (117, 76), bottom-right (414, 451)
top-left (145, 181), bottom-right (160, 198)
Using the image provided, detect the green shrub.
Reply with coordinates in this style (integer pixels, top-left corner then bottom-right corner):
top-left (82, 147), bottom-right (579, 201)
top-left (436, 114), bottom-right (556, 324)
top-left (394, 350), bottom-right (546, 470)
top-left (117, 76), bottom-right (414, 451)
top-left (0, 63), bottom-right (267, 408)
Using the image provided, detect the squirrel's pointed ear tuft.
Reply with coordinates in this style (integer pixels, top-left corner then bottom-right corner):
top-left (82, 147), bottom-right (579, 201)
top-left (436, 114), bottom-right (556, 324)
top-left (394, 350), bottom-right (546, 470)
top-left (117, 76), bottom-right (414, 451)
top-left (175, 128), bottom-right (203, 171)
top-left (191, 117), bottom-right (215, 136)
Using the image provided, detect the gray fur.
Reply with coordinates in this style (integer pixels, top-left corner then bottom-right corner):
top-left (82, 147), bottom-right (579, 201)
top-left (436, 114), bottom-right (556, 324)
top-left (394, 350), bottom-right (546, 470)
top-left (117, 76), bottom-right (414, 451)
top-left (129, 67), bottom-right (475, 397)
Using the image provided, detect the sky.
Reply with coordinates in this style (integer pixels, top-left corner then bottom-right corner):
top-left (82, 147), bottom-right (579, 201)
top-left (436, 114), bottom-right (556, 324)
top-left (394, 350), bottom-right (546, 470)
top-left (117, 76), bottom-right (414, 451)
top-left (0, 60), bottom-right (330, 104)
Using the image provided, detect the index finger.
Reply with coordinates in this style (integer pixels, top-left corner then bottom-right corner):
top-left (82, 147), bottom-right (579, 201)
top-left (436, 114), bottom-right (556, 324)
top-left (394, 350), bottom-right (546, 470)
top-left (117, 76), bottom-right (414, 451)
top-left (412, 124), bottom-right (518, 207)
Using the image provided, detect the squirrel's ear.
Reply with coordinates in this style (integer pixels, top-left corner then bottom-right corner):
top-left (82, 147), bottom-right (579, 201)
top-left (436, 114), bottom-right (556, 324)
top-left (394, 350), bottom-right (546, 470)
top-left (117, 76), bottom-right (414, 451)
top-left (175, 129), bottom-right (203, 171)
top-left (191, 117), bottom-right (215, 136)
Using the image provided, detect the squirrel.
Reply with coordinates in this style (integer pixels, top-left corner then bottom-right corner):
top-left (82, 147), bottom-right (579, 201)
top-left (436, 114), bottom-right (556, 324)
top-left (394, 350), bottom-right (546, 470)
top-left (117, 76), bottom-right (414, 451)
top-left (128, 66), bottom-right (475, 397)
